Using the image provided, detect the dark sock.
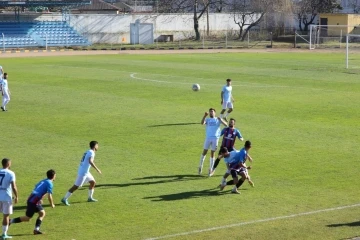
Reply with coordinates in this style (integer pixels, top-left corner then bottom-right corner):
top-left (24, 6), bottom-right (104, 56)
top-left (35, 218), bottom-right (42, 228)
top-left (236, 179), bottom-right (245, 188)
top-left (213, 159), bottom-right (220, 169)
top-left (226, 180), bottom-right (234, 185)
top-left (11, 217), bottom-right (22, 224)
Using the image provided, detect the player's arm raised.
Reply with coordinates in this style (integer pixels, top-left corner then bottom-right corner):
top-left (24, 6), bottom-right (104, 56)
top-left (89, 157), bottom-right (102, 174)
top-left (201, 112), bottom-right (208, 124)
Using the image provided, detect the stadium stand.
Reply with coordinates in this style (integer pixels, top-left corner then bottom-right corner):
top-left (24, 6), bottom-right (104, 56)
top-left (0, 21), bottom-right (90, 48)
top-left (0, 0), bottom-right (91, 48)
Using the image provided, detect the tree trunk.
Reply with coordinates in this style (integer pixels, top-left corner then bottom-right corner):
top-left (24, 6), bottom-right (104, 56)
top-left (298, 18), bottom-right (303, 31)
top-left (194, 0), bottom-right (200, 40)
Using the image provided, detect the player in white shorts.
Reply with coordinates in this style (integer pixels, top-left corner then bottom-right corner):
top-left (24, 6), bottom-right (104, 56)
top-left (0, 158), bottom-right (18, 239)
top-left (199, 108), bottom-right (227, 175)
top-left (0, 73), bottom-right (10, 112)
top-left (61, 141), bottom-right (102, 206)
top-left (220, 79), bottom-right (234, 121)
top-left (0, 66), bottom-right (3, 79)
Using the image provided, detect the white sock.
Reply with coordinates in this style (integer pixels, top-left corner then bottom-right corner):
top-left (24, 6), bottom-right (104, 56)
top-left (199, 155), bottom-right (205, 168)
top-left (209, 158), bottom-right (214, 170)
top-left (89, 189), bottom-right (94, 198)
top-left (64, 192), bottom-right (72, 199)
top-left (221, 177), bottom-right (226, 184)
top-left (2, 225), bottom-right (8, 235)
top-left (232, 186), bottom-right (237, 191)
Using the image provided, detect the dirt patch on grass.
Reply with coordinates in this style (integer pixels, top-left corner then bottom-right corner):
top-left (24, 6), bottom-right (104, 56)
top-left (0, 47), bottom-right (347, 58)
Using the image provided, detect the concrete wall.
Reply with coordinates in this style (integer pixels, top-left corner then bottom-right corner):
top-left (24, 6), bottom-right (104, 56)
top-left (0, 12), bottom-right (298, 44)
top-left (67, 13), bottom-right (250, 44)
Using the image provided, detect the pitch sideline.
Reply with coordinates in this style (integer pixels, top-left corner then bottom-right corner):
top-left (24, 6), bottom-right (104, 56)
top-left (144, 203), bottom-right (360, 240)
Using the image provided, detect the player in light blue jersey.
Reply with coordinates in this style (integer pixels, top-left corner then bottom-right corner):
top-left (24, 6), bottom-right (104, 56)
top-left (220, 79), bottom-right (234, 121)
top-left (10, 169), bottom-right (56, 235)
top-left (198, 108), bottom-right (228, 175)
top-left (0, 73), bottom-right (10, 112)
top-left (61, 141), bottom-right (102, 206)
top-left (0, 66), bottom-right (3, 79)
top-left (0, 158), bottom-right (18, 239)
top-left (219, 141), bottom-right (254, 194)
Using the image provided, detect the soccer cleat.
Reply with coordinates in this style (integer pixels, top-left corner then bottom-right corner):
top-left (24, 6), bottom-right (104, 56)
top-left (88, 198), bottom-right (98, 202)
top-left (1, 234), bottom-right (12, 239)
top-left (248, 180), bottom-right (255, 187)
top-left (33, 230), bottom-right (43, 235)
top-left (61, 198), bottom-right (70, 206)
top-left (1, 107), bottom-right (5, 112)
top-left (198, 167), bottom-right (202, 175)
top-left (219, 183), bottom-right (226, 191)
top-left (231, 188), bottom-right (241, 194)
top-left (209, 169), bottom-right (215, 177)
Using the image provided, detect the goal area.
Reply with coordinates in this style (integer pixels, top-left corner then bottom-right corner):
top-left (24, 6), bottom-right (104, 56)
top-left (346, 34), bottom-right (360, 69)
top-left (309, 24), bottom-right (360, 49)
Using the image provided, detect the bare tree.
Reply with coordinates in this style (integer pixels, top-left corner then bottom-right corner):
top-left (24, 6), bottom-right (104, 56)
top-left (231, 0), bottom-right (271, 41)
top-left (348, 0), bottom-right (360, 13)
top-left (156, 0), bottom-right (226, 40)
top-left (294, 0), bottom-right (342, 32)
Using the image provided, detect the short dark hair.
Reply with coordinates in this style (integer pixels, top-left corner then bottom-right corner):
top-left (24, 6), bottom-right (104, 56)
top-left (47, 169), bottom-right (56, 179)
top-left (2, 158), bottom-right (10, 168)
top-left (209, 108), bottom-right (216, 112)
top-left (229, 118), bottom-right (236, 122)
top-left (220, 147), bottom-right (228, 154)
top-left (90, 141), bottom-right (98, 149)
top-left (226, 78), bottom-right (231, 82)
top-left (3, 73), bottom-right (7, 79)
top-left (245, 140), bottom-right (251, 148)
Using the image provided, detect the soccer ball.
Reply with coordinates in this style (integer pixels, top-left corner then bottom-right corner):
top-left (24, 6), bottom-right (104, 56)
top-left (192, 84), bottom-right (200, 91)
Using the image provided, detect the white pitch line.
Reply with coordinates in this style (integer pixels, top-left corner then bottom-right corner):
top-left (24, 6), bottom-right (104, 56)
top-left (144, 203), bottom-right (360, 240)
top-left (129, 73), bottom-right (287, 88)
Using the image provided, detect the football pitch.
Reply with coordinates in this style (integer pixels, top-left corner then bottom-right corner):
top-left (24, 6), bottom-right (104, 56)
top-left (1, 50), bottom-right (360, 240)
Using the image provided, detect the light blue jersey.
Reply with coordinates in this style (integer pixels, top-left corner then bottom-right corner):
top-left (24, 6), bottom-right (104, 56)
top-left (0, 169), bottom-right (16, 202)
top-left (222, 85), bottom-right (232, 102)
top-left (229, 147), bottom-right (248, 169)
top-left (205, 117), bottom-right (221, 138)
top-left (78, 149), bottom-right (95, 175)
top-left (224, 150), bottom-right (240, 164)
top-left (1, 79), bottom-right (8, 92)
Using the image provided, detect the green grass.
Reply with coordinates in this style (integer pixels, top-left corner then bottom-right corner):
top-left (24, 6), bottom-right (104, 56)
top-left (1, 51), bottom-right (360, 240)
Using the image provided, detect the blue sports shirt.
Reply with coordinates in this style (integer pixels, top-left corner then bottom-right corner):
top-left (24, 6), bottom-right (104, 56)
top-left (27, 179), bottom-right (53, 204)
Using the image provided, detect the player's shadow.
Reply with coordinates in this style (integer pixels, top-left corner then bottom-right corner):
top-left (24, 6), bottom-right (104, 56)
top-left (13, 205), bottom-right (28, 211)
top-left (148, 122), bottom-right (198, 127)
top-left (144, 188), bottom-right (226, 201)
top-left (327, 221), bottom-right (360, 227)
top-left (81, 174), bottom-right (205, 189)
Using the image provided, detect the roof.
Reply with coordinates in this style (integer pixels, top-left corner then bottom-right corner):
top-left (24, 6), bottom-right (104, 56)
top-left (76, 0), bottom-right (121, 10)
top-left (0, 0), bottom-right (91, 7)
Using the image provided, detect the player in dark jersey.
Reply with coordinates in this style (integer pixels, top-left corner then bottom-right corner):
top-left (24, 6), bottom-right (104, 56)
top-left (10, 169), bottom-right (56, 235)
top-left (209, 118), bottom-right (243, 176)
